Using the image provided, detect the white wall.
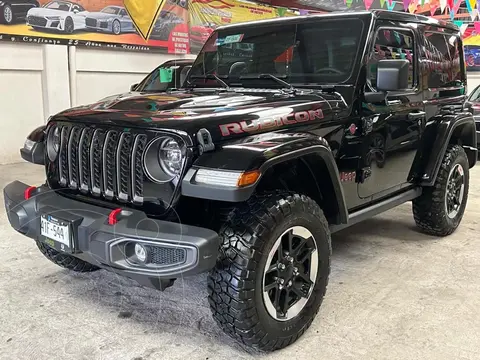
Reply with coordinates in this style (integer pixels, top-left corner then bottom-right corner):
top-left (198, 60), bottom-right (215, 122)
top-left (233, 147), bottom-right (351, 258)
top-left (70, 47), bottom-right (195, 106)
top-left (468, 73), bottom-right (480, 93)
top-left (0, 43), bottom-right (70, 164)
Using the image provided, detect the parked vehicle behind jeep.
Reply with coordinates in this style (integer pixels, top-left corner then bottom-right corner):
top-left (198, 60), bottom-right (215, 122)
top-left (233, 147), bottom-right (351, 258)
top-left (4, 10), bottom-right (476, 351)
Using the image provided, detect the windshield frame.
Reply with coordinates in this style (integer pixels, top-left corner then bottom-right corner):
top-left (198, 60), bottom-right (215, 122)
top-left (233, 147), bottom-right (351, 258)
top-left (186, 16), bottom-right (368, 89)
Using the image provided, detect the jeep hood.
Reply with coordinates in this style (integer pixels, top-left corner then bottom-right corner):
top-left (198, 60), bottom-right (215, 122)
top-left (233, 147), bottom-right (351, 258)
top-left (54, 90), bottom-right (348, 142)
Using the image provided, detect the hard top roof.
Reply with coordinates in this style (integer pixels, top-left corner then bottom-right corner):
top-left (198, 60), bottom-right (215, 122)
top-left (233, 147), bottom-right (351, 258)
top-left (216, 10), bottom-right (458, 32)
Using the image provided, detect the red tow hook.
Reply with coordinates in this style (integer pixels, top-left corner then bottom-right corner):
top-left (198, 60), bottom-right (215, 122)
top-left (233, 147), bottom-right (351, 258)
top-left (108, 208), bottom-right (123, 225)
top-left (24, 186), bottom-right (37, 200)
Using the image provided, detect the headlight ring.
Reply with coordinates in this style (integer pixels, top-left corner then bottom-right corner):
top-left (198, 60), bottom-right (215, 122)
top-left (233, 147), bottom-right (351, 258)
top-left (144, 136), bottom-right (185, 183)
top-left (47, 126), bottom-right (60, 161)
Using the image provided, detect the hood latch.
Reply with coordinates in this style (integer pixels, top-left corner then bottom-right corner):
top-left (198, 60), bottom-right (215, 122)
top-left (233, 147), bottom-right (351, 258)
top-left (197, 128), bottom-right (215, 155)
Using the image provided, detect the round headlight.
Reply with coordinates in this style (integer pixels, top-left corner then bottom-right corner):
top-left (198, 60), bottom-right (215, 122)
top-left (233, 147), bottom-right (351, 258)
top-left (143, 136), bottom-right (185, 184)
top-left (47, 126), bottom-right (60, 161)
top-left (159, 138), bottom-right (183, 176)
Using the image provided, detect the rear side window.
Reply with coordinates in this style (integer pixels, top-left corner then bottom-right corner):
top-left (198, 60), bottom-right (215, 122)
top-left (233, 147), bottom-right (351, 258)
top-left (368, 28), bottom-right (415, 89)
top-left (424, 32), bottom-right (462, 89)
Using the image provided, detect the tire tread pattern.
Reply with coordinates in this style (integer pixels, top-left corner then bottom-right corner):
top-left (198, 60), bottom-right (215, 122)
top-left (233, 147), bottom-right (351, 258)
top-left (413, 144), bottom-right (469, 236)
top-left (36, 241), bottom-right (100, 272)
top-left (207, 191), bottom-right (331, 351)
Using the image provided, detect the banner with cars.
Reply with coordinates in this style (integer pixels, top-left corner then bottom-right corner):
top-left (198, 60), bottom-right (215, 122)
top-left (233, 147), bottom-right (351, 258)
top-left (0, 0), bottom-right (189, 53)
top-left (188, 0), bottom-right (297, 52)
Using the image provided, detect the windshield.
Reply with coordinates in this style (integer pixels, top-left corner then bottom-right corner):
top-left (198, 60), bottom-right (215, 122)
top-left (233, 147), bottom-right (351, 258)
top-left (101, 7), bottom-right (118, 14)
top-left (188, 19), bottom-right (364, 88)
top-left (45, 1), bottom-right (71, 11)
top-left (135, 65), bottom-right (187, 92)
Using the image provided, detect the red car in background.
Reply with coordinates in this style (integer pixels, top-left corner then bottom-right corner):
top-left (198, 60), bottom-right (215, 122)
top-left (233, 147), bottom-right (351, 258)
top-left (189, 22), bottom-right (216, 47)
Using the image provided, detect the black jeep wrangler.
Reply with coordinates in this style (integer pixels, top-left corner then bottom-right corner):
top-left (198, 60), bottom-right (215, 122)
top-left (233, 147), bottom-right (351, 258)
top-left (4, 10), bottom-right (477, 351)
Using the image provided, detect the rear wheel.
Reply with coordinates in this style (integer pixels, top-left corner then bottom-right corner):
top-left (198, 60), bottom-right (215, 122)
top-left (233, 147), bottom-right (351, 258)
top-left (413, 144), bottom-right (469, 236)
top-left (208, 192), bottom-right (331, 351)
top-left (36, 241), bottom-right (100, 272)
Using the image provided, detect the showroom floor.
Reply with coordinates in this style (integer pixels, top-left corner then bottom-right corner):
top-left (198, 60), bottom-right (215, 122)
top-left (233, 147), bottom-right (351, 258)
top-left (1, 162), bottom-right (480, 360)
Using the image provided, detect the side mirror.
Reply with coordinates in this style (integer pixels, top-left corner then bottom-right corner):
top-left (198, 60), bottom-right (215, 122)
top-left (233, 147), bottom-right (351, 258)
top-left (364, 91), bottom-right (386, 104)
top-left (376, 59), bottom-right (410, 92)
top-left (73, 9), bottom-right (79, 13)
top-left (130, 83), bottom-right (138, 91)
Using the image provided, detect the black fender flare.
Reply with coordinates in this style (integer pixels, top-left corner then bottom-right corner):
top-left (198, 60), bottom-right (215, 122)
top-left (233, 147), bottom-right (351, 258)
top-left (181, 134), bottom-right (348, 224)
top-left (20, 125), bottom-right (46, 165)
top-left (412, 112), bottom-right (477, 186)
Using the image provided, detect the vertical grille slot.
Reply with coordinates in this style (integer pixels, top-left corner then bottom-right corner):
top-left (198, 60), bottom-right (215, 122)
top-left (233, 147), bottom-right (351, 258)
top-left (132, 134), bottom-right (147, 204)
top-left (55, 125), bottom-right (146, 205)
top-left (103, 130), bottom-right (119, 200)
top-left (68, 127), bottom-right (81, 189)
top-left (59, 127), bottom-right (70, 187)
top-left (116, 132), bottom-right (133, 202)
top-left (78, 128), bottom-right (93, 193)
top-left (90, 129), bottom-right (105, 196)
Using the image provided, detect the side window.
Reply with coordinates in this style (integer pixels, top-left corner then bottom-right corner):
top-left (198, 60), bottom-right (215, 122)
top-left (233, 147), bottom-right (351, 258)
top-left (368, 28), bottom-right (415, 89)
top-left (424, 32), bottom-right (463, 89)
top-left (120, 9), bottom-right (127, 16)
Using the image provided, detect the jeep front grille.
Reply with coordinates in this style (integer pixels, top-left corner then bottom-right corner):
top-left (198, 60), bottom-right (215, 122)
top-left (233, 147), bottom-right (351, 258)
top-left (56, 125), bottom-right (148, 204)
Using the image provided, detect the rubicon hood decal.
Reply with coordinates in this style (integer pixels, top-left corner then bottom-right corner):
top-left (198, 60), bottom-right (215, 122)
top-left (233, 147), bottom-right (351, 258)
top-left (219, 109), bottom-right (324, 136)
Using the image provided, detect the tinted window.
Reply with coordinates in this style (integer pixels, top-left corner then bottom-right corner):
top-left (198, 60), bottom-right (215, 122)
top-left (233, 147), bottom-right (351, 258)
top-left (188, 19), bottom-right (365, 87)
top-left (101, 7), bottom-right (118, 14)
top-left (368, 29), bottom-right (415, 89)
top-left (135, 65), bottom-right (183, 92)
top-left (46, 1), bottom-right (70, 11)
top-left (424, 32), bottom-right (462, 89)
top-left (468, 85), bottom-right (480, 102)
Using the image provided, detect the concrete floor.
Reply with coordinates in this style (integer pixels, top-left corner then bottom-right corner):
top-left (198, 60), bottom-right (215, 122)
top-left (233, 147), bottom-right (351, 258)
top-left (1, 163), bottom-right (480, 360)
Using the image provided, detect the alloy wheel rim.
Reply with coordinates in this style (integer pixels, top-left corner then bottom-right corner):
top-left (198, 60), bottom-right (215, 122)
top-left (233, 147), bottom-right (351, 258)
top-left (262, 226), bottom-right (318, 321)
top-left (113, 21), bottom-right (120, 34)
top-left (4, 6), bottom-right (12, 23)
top-left (445, 163), bottom-right (465, 219)
top-left (66, 21), bottom-right (73, 33)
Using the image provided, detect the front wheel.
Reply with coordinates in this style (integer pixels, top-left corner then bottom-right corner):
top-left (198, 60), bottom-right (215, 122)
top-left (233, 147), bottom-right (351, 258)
top-left (208, 192), bottom-right (331, 351)
top-left (36, 241), bottom-right (100, 272)
top-left (1, 5), bottom-right (14, 24)
top-left (64, 17), bottom-right (74, 34)
top-left (112, 19), bottom-right (121, 35)
top-left (413, 144), bottom-right (470, 236)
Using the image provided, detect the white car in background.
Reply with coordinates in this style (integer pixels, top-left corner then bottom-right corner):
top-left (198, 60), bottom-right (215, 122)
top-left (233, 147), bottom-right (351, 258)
top-left (26, 0), bottom-right (86, 34)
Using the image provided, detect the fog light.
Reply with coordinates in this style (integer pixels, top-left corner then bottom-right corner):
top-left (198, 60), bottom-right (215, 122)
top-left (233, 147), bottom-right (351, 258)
top-left (134, 243), bottom-right (147, 263)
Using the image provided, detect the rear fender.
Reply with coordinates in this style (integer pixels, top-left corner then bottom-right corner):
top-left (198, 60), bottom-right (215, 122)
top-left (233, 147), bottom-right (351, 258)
top-left (181, 132), bottom-right (348, 224)
top-left (411, 113), bottom-right (477, 186)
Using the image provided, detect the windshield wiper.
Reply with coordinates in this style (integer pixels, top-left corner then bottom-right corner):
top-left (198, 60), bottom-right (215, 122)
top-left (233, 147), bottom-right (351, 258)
top-left (239, 74), bottom-right (296, 93)
top-left (188, 74), bottom-right (232, 90)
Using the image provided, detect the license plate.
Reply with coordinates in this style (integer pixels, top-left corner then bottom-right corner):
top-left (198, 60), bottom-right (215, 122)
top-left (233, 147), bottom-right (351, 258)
top-left (40, 215), bottom-right (71, 251)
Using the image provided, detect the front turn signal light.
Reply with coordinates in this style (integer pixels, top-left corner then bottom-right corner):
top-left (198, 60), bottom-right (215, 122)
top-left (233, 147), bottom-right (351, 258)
top-left (237, 170), bottom-right (261, 187)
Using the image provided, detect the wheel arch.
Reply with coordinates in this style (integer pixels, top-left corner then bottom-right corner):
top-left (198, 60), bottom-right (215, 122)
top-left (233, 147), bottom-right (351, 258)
top-left (411, 113), bottom-right (477, 186)
top-left (181, 135), bottom-right (348, 225)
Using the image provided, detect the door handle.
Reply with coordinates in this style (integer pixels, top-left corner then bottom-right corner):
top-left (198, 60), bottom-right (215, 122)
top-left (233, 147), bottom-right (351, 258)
top-left (408, 111), bottom-right (426, 120)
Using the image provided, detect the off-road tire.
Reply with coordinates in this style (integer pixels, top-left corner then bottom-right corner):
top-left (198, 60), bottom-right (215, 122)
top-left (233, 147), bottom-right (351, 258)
top-left (208, 191), bottom-right (331, 351)
top-left (413, 144), bottom-right (469, 236)
top-left (36, 241), bottom-right (100, 272)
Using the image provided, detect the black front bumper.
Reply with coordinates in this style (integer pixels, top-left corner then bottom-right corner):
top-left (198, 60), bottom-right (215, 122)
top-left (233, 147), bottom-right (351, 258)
top-left (4, 181), bottom-right (220, 290)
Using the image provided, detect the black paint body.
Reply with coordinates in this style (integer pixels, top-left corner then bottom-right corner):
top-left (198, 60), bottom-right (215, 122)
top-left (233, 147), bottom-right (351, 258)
top-left (28, 11), bottom-right (477, 225)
